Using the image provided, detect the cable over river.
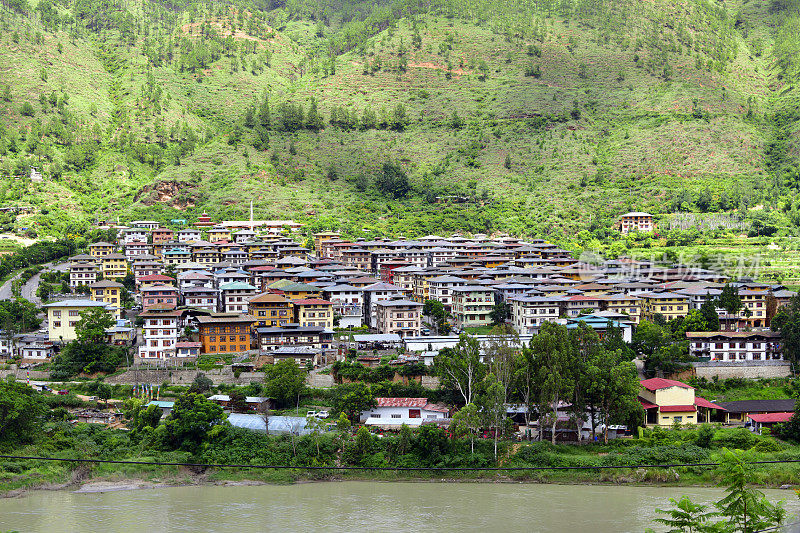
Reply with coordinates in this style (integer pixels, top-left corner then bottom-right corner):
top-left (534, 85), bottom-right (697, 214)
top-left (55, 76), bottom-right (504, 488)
top-left (1, 481), bottom-right (798, 532)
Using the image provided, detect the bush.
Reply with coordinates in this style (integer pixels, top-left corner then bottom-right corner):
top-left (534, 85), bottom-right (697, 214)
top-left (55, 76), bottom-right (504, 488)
top-left (603, 444), bottom-right (711, 466)
top-left (711, 428), bottom-right (756, 450)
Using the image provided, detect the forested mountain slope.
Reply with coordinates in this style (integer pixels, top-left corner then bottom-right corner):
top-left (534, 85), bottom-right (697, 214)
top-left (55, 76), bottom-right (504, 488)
top-left (1, 0), bottom-right (800, 239)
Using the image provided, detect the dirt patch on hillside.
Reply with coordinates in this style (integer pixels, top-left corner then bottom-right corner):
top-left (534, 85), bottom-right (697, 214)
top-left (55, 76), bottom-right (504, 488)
top-left (135, 180), bottom-right (196, 210)
top-left (408, 61), bottom-right (473, 77)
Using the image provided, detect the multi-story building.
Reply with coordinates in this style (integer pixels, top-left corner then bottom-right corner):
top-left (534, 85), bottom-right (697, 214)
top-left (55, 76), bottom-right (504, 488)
top-left (255, 325), bottom-right (334, 352)
top-left (141, 284), bottom-right (179, 310)
top-left (510, 296), bottom-right (562, 334)
top-left (163, 248), bottom-right (192, 266)
top-left (639, 291), bottom-right (690, 322)
top-left (100, 253), bottom-right (128, 280)
top-left (43, 299), bottom-right (112, 342)
top-left (69, 257), bottom-right (99, 288)
top-left (686, 331), bottom-right (783, 362)
top-left (363, 282), bottom-right (408, 328)
top-left (196, 314), bottom-right (255, 355)
top-left (88, 280), bottom-right (124, 318)
top-left (617, 212), bottom-right (654, 234)
top-left (375, 300), bottom-right (423, 338)
top-left (639, 378), bottom-right (723, 427)
top-left (428, 275), bottom-right (468, 311)
top-left (451, 286), bottom-right (496, 329)
top-left (176, 228), bottom-right (202, 242)
top-left (597, 293), bottom-right (642, 324)
top-left (293, 299), bottom-right (334, 329)
top-left (88, 241), bottom-right (114, 258)
top-left (249, 292), bottom-right (295, 327)
top-left (324, 284), bottom-right (364, 328)
top-left (151, 228), bottom-right (174, 244)
top-left (181, 286), bottom-right (218, 311)
top-left (138, 307), bottom-right (182, 359)
top-left (218, 281), bottom-right (258, 313)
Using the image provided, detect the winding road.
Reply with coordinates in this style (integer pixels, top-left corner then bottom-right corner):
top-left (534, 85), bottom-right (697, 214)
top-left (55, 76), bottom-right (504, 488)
top-left (0, 261), bottom-right (70, 304)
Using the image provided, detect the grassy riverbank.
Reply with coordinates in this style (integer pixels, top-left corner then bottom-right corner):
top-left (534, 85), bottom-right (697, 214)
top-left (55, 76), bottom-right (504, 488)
top-left (4, 422), bottom-right (800, 497)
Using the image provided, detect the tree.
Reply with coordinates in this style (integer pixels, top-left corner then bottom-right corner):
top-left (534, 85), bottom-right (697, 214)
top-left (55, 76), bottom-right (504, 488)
top-left (529, 322), bottom-right (573, 444)
top-left (189, 373), bottom-right (213, 393)
top-left (20, 102), bottom-right (35, 116)
top-left (0, 298), bottom-right (41, 335)
top-left (479, 374), bottom-right (507, 459)
top-left (0, 379), bottom-right (47, 445)
top-left (97, 383), bottom-right (112, 408)
top-left (587, 349), bottom-right (641, 443)
top-left (75, 307), bottom-right (114, 343)
top-left (228, 389), bottom-right (247, 412)
top-left (714, 449), bottom-right (787, 532)
top-left (650, 449), bottom-right (786, 533)
top-left (391, 103), bottom-right (409, 130)
top-left (652, 496), bottom-right (718, 533)
top-left (161, 393), bottom-right (226, 452)
top-left (632, 319), bottom-right (667, 358)
top-left (376, 161), bottom-right (410, 198)
top-left (331, 382), bottom-right (375, 423)
top-left (699, 298), bottom-right (720, 331)
top-left (717, 284), bottom-right (743, 316)
top-left (263, 360), bottom-right (307, 409)
top-left (771, 293), bottom-right (800, 365)
top-left (774, 395), bottom-right (800, 441)
top-left (485, 325), bottom-right (519, 406)
top-left (489, 302), bottom-right (510, 325)
top-left (123, 397), bottom-right (162, 433)
top-left (50, 341), bottom-right (126, 378)
top-left (435, 334), bottom-right (486, 405)
top-left (450, 403), bottom-right (480, 454)
top-left (424, 299), bottom-right (450, 334)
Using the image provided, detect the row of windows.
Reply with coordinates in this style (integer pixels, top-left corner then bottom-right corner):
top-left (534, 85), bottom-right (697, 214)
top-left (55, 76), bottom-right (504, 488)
top-left (206, 335), bottom-right (248, 342)
top-left (207, 345), bottom-right (249, 353)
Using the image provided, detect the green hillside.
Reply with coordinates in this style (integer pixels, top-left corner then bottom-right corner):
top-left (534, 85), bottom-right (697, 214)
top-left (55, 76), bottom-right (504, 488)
top-left (1, 0), bottom-right (800, 240)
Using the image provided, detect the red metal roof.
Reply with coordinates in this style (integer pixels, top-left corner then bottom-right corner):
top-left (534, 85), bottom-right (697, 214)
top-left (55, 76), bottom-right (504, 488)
top-left (639, 398), bottom-right (658, 410)
top-left (695, 396), bottom-right (726, 411)
top-left (659, 405), bottom-right (697, 413)
top-left (138, 274), bottom-right (175, 281)
top-left (748, 412), bottom-right (793, 424)
top-left (376, 397), bottom-right (428, 408)
top-left (640, 378), bottom-right (694, 391)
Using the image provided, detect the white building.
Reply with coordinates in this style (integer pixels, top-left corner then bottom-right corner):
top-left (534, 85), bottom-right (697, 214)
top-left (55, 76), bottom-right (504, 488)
top-left (360, 397), bottom-right (449, 427)
top-left (686, 331), bottom-right (783, 362)
top-left (218, 281), bottom-right (258, 313)
top-left (323, 284), bottom-right (364, 328)
top-left (510, 295), bottom-right (562, 334)
top-left (362, 282), bottom-right (408, 328)
top-left (427, 275), bottom-right (467, 311)
top-left (138, 308), bottom-right (181, 360)
top-left (617, 212), bottom-right (654, 234)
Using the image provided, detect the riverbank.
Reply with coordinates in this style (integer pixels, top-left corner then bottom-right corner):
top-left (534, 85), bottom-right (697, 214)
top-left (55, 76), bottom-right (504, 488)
top-left (4, 460), bottom-right (800, 500)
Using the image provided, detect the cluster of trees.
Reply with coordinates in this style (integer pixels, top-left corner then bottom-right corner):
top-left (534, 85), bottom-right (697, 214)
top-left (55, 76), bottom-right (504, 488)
top-left (238, 94), bottom-right (411, 149)
top-left (50, 308), bottom-right (128, 379)
top-left (436, 324), bottom-right (640, 446)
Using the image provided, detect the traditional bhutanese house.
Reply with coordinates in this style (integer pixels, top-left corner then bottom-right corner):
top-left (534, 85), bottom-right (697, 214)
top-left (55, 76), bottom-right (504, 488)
top-left (639, 378), bottom-right (725, 427)
top-left (88, 280), bottom-right (124, 318)
top-left (196, 314), bottom-right (255, 355)
top-left (141, 284), bottom-right (179, 310)
top-left (360, 397), bottom-right (450, 427)
top-left (175, 341), bottom-right (202, 359)
top-left (248, 292), bottom-right (295, 327)
top-left (137, 273), bottom-right (176, 289)
top-left (88, 241), bottom-right (115, 258)
top-left (100, 253), bottom-right (129, 280)
top-left (152, 228), bottom-right (174, 244)
top-left (293, 298), bottom-right (334, 329)
top-left (638, 291), bottom-right (689, 322)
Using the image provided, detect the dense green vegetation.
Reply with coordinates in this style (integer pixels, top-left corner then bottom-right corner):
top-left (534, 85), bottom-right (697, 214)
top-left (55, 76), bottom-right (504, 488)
top-left (1, 0), bottom-right (800, 244)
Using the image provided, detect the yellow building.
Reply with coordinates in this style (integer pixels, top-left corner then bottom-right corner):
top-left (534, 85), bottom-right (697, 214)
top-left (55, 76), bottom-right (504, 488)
top-left (88, 241), bottom-right (114, 258)
top-left (249, 292), bottom-right (295, 327)
top-left (275, 282), bottom-right (323, 301)
top-left (639, 378), bottom-right (724, 427)
top-left (89, 280), bottom-right (125, 318)
top-left (42, 300), bottom-right (112, 342)
top-left (639, 291), bottom-right (689, 322)
top-left (208, 227), bottom-right (231, 242)
top-left (293, 298), bottom-right (334, 329)
top-left (101, 253), bottom-right (129, 280)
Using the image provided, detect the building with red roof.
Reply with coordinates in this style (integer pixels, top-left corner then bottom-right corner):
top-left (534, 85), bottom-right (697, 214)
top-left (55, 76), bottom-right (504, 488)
top-left (748, 412), bottom-right (793, 434)
top-left (639, 378), bottom-right (725, 427)
top-left (360, 398), bottom-right (450, 427)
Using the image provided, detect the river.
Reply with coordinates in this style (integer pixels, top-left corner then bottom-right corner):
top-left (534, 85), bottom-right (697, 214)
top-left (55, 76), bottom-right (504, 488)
top-left (1, 482), bottom-right (798, 532)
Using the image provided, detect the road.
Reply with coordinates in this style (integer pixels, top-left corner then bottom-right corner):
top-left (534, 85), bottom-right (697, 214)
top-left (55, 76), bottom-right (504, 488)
top-left (0, 261), bottom-right (69, 304)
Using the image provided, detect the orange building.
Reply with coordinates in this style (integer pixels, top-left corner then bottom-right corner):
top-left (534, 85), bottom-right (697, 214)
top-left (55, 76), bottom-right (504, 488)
top-left (196, 314), bottom-right (255, 355)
